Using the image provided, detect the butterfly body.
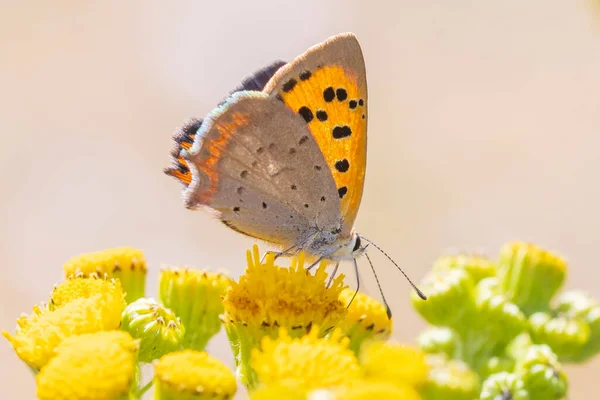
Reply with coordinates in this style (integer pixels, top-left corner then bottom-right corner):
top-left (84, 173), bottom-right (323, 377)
top-left (166, 33), bottom-right (368, 263)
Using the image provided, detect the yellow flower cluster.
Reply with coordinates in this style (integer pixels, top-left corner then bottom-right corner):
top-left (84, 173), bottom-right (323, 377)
top-left (249, 327), bottom-right (426, 399)
top-left (4, 244), bottom-right (430, 400)
top-left (4, 276), bottom-right (125, 370)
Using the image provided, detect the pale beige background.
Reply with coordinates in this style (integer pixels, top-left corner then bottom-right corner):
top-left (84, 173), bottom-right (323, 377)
top-left (1, 1), bottom-right (599, 399)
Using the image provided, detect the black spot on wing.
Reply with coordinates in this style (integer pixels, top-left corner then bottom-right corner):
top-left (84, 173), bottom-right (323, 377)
top-left (332, 126), bottom-right (352, 139)
top-left (336, 88), bottom-right (347, 101)
top-left (316, 110), bottom-right (328, 121)
top-left (298, 107), bottom-right (313, 123)
top-left (299, 70), bottom-right (311, 80)
top-left (335, 159), bottom-right (350, 173)
top-left (323, 87), bottom-right (335, 102)
top-left (282, 79), bottom-right (297, 92)
top-left (338, 187), bottom-right (348, 198)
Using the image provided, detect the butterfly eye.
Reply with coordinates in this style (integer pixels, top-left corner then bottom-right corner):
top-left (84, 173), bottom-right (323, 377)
top-left (353, 236), bottom-right (362, 252)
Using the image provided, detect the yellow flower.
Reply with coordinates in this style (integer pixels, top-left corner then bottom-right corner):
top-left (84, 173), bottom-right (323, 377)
top-left (4, 282), bottom-right (125, 369)
top-left (36, 331), bottom-right (138, 400)
top-left (360, 341), bottom-right (428, 388)
top-left (338, 288), bottom-right (391, 353)
top-left (250, 385), bottom-right (307, 400)
top-left (224, 245), bottom-right (347, 334)
top-left (324, 380), bottom-right (422, 400)
top-left (159, 266), bottom-right (231, 350)
top-left (154, 350), bottom-right (237, 400)
top-left (223, 245), bottom-right (347, 388)
top-left (251, 327), bottom-right (360, 391)
top-left (49, 275), bottom-right (124, 311)
top-left (64, 247), bottom-right (147, 303)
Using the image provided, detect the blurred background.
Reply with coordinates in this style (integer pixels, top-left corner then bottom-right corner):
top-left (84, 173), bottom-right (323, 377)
top-left (1, 1), bottom-right (599, 398)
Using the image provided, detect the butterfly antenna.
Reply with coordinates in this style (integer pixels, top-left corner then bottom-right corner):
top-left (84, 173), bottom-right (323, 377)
top-left (364, 252), bottom-right (393, 319)
top-left (360, 236), bottom-right (428, 301)
top-left (347, 258), bottom-right (361, 309)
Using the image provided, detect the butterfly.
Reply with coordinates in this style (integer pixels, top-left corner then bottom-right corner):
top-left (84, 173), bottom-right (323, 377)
top-left (165, 33), bottom-right (425, 314)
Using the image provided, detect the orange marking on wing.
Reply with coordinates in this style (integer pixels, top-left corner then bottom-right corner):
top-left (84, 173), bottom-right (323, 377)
top-left (280, 66), bottom-right (367, 227)
top-left (165, 132), bottom-right (196, 186)
top-left (196, 113), bottom-right (249, 203)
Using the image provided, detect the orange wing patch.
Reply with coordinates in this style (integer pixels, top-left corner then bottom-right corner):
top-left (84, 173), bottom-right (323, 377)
top-left (279, 66), bottom-right (367, 227)
top-left (194, 113), bottom-right (250, 203)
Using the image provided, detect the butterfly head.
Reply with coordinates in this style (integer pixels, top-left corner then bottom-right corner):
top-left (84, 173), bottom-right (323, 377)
top-left (324, 231), bottom-right (367, 261)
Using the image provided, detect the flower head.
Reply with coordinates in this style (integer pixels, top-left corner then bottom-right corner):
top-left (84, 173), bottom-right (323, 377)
top-left (48, 275), bottom-right (124, 311)
top-left (515, 344), bottom-right (568, 400)
top-left (223, 246), bottom-right (347, 388)
top-left (411, 268), bottom-right (476, 327)
top-left (433, 254), bottom-right (496, 283)
top-left (35, 331), bottom-right (138, 400)
top-left (224, 245), bottom-right (346, 335)
top-left (498, 242), bottom-right (566, 316)
top-left (154, 350), bottom-right (237, 400)
top-left (338, 288), bottom-right (391, 353)
top-left (480, 372), bottom-right (529, 400)
top-left (323, 380), bottom-right (422, 400)
top-left (360, 341), bottom-right (428, 388)
top-left (64, 247), bottom-right (147, 303)
top-left (159, 266), bottom-right (231, 350)
top-left (421, 356), bottom-right (480, 400)
top-left (251, 327), bottom-right (360, 391)
top-left (417, 327), bottom-right (458, 358)
top-left (553, 290), bottom-right (600, 362)
top-left (121, 298), bottom-right (185, 363)
top-left (250, 385), bottom-right (307, 400)
top-left (3, 282), bottom-right (125, 369)
top-left (528, 311), bottom-right (590, 361)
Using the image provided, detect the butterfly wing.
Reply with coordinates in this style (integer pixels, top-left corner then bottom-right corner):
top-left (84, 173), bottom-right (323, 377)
top-left (165, 61), bottom-right (287, 187)
top-left (263, 33), bottom-right (367, 234)
top-left (181, 91), bottom-right (341, 247)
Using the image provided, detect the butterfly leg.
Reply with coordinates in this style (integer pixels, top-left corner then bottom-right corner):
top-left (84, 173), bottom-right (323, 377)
top-left (306, 256), bottom-right (325, 271)
top-left (326, 262), bottom-right (341, 288)
top-left (260, 244), bottom-right (298, 264)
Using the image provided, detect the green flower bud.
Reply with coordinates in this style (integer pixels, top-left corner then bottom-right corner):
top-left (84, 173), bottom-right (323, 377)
top-left (528, 312), bottom-right (590, 362)
top-left (505, 333), bottom-right (533, 361)
top-left (421, 356), bottom-right (479, 400)
top-left (473, 295), bottom-right (527, 345)
top-left (159, 267), bottom-right (231, 351)
top-left (515, 345), bottom-right (568, 400)
top-left (417, 327), bottom-right (458, 358)
top-left (411, 269), bottom-right (476, 328)
top-left (459, 282), bottom-right (527, 369)
top-left (121, 298), bottom-right (184, 363)
top-left (497, 242), bottom-right (566, 316)
top-left (521, 364), bottom-right (568, 400)
top-left (480, 356), bottom-right (516, 380)
top-left (475, 277), bottom-right (502, 299)
top-left (480, 372), bottom-right (529, 400)
top-left (433, 254), bottom-right (496, 283)
top-left (553, 290), bottom-right (600, 362)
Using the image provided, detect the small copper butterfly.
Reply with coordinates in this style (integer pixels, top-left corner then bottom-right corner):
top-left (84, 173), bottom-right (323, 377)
top-left (165, 33), bottom-right (426, 315)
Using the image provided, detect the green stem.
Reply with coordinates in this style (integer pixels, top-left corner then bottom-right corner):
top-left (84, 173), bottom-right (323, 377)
top-left (236, 332), bottom-right (259, 390)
